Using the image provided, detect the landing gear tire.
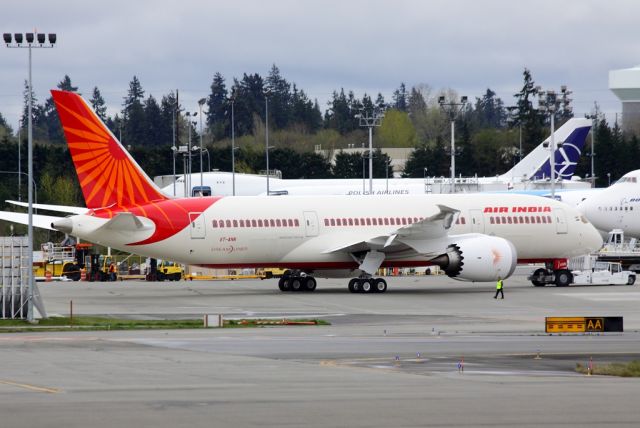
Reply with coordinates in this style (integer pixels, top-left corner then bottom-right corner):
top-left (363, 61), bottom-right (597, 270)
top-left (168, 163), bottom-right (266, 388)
top-left (373, 278), bottom-right (387, 293)
top-left (554, 269), bottom-right (572, 287)
top-left (531, 268), bottom-right (547, 287)
top-left (303, 277), bottom-right (317, 292)
top-left (360, 279), bottom-right (373, 293)
top-left (348, 278), bottom-right (359, 293)
top-left (291, 277), bottom-right (303, 291)
top-left (628, 275), bottom-right (636, 285)
top-left (278, 276), bottom-right (291, 292)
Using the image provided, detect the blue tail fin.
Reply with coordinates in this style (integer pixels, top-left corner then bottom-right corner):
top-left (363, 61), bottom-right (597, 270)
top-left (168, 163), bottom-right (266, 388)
top-left (530, 124), bottom-right (591, 180)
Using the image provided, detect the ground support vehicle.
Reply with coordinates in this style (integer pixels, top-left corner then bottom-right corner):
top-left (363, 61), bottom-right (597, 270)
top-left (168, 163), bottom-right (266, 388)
top-left (571, 261), bottom-right (635, 286)
top-left (528, 259), bottom-right (575, 287)
top-left (156, 261), bottom-right (184, 281)
top-left (529, 255), bottom-right (635, 287)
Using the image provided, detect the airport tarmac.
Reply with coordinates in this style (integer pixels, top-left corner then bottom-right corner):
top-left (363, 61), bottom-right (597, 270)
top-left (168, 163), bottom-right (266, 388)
top-left (2, 272), bottom-right (640, 427)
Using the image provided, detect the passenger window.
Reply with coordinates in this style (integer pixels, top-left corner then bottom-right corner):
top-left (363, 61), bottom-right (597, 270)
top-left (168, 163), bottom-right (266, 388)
top-left (354, 218), bottom-right (359, 226)
top-left (252, 220), bottom-right (257, 227)
top-left (226, 220), bottom-right (232, 228)
top-left (270, 219), bottom-right (275, 227)
top-left (276, 219), bottom-right (282, 227)
top-left (239, 220), bottom-right (245, 227)
top-left (367, 218), bottom-right (372, 225)
top-left (348, 218), bottom-right (353, 226)
top-left (212, 220), bottom-right (218, 228)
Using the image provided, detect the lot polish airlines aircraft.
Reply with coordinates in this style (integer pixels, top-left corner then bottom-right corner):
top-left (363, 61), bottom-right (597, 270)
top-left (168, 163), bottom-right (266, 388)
top-left (0, 91), bottom-right (602, 293)
top-left (162, 118), bottom-right (592, 197)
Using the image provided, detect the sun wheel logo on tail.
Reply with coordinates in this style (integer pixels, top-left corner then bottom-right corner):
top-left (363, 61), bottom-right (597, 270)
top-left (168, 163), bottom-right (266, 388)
top-left (432, 236), bottom-right (518, 282)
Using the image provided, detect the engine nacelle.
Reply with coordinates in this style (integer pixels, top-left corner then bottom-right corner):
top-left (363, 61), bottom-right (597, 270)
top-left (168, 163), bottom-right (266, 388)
top-left (432, 235), bottom-right (517, 282)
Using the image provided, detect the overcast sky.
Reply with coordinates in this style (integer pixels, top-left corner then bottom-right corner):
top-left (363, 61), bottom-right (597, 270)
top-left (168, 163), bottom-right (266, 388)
top-left (2, 0), bottom-right (639, 130)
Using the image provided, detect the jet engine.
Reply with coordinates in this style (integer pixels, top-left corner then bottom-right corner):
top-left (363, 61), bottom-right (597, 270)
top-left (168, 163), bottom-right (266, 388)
top-left (431, 235), bottom-right (517, 282)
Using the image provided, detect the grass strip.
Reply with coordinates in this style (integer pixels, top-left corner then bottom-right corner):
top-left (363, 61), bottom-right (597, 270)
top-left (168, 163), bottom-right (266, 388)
top-left (0, 317), bottom-right (329, 332)
top-left (576, 360), bottom-right (640, 377)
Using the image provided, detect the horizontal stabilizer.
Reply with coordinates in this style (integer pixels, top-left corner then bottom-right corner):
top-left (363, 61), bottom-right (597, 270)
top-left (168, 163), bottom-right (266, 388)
top-left (6, 200), bottom-right (88, 215)
top-left (95, 212), bottom-right (151, 233)
top-left (0, 211), bottom-right (63, 230)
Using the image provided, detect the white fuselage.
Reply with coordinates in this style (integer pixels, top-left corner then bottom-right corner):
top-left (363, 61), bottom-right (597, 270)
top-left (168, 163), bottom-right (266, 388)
top-left (69, 193), bottom-right (601, 275)
top-left (578, 171), bottom-right (640, 238)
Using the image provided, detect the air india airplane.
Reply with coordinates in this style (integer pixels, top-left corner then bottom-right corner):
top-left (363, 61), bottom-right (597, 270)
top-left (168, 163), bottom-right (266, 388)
top-left (0, 90), bottom-right (603, 292)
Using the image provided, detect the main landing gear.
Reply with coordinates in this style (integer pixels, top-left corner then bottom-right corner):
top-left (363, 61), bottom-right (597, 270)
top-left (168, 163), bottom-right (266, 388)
top-left (278, 273), bottom-right (317, 292)
top-left (348, 277), bottom-right (387, 293)
top-left (276, 272), bottom-right (388, 293)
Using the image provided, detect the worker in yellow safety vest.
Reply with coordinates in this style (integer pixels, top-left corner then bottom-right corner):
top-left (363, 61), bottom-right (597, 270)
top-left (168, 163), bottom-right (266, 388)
top-left (494, 277), bottom-right (504, 299)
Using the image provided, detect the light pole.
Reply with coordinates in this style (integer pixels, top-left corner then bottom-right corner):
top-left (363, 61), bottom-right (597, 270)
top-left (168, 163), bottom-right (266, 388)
top-left (385, 156), bottom-right (392, 193)
top-left (538, 86), bottom-right (571, 199)
top-left (607, 172), bottom-right (611, 187)
top-left (171, 146), bottom-right (177, 196)
top-left (356, 107), bottom-right (385, 193)
top-left (171, 103), bottom-right (177, 196)
top-left (185, 111), bottom-right (197, 195)
top-left (506, 106), bottom-right (523, 162)
top-left (198, 98), bottom-right (206, 189)
top-left (586, 102), bottom-right (599, 188)
top-left (229, 95), bottom-right (236, 196)
top-left (438, 95), bottom-right (467, 193)
top-left (264, 90), bottom-right (271, 195)
top-left (17, 118), bottom-right (22, 201)
top-left (4, 31), bottom-right (56, 322)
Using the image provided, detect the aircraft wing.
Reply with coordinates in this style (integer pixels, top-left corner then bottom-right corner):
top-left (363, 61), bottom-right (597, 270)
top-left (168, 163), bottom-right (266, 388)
top-left (6, 200), bottom-right (89, 215)
top-left (0, 211), bottom-right (63, 231)
top-left (322, 204), bottom-right (458, 255)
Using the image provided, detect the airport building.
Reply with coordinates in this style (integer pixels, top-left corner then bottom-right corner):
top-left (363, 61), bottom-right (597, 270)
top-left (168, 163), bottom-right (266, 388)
top-left (609, 65), bottom-right (640, 135)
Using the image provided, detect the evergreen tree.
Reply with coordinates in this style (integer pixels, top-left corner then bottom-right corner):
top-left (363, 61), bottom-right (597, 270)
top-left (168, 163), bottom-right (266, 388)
top-left (231, 73), bottom-right (265, 136)
top-left (325, 89), bottom-right (356, 134)
top-left (392, 83), bottom-right (408, 111)
top-left (473, 88), bottom-right (506, 129)
top-left (265, 64), bottom-right (291, 129)
top-left (290, 84), bottom-right (322, 132)
top-left (144, 95), bottom-right (164, 145)
top-left (160, 92), bottom-right (179, 146)
top-left (206, 72), bottom-right (228, 140)
top-left (407, 86), bottom-right (427, 116)
top-left (122, 76), bottom-right (146, 145)
top-left (89, 86), bottom-right (108, 122)
top-left (332, 151), bottom-right (365, 179)
top-left (512, 68), bottom-right (544, 154)
top-left (57, 75), bottom-right (78, 92)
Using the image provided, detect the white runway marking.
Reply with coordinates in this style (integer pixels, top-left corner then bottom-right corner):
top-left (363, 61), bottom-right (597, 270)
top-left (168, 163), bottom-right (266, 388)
top-left (556, 292), bottom-right (640, 301)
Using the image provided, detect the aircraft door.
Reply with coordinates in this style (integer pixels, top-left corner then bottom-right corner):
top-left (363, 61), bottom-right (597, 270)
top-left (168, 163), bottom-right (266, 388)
top-left (303, 211), bottom-right (319, 237)
top-left (553, 208), bottom-right (568, 234)
top-left (469, 209), bottom-right (484, 233)
top-left (189, 212), bottom-right (206, 239)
